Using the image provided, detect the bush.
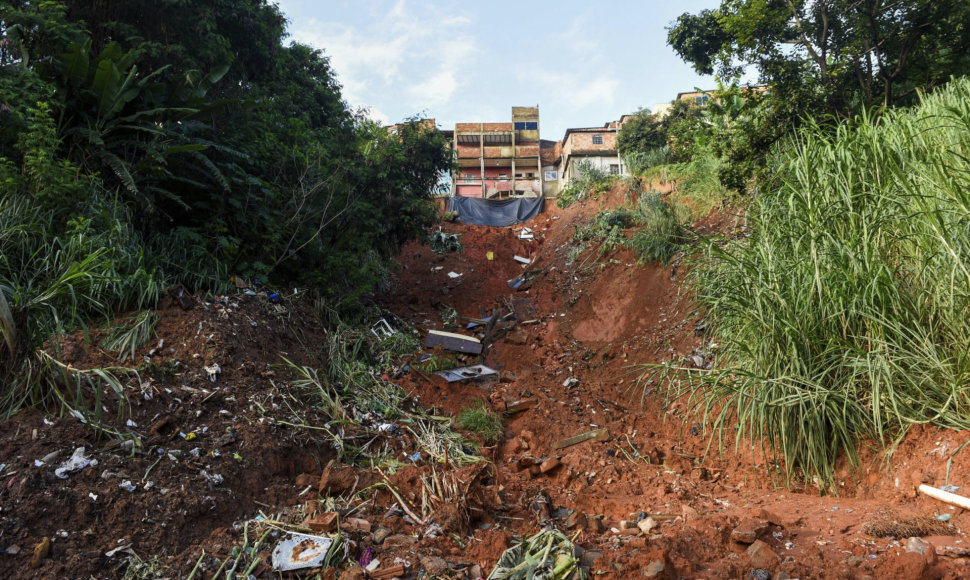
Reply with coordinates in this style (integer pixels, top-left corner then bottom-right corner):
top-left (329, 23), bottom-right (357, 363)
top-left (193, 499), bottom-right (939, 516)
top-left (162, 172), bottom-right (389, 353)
top-left (668, 79), bottom-right (970, 490)
top-left (626, 194), bottom-right (688, 264)
top-left (556, 160), bottom-right (616, 208)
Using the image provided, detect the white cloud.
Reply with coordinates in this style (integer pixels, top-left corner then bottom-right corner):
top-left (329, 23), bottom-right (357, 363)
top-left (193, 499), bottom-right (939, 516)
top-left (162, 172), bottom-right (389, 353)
top-left (279, 0), bottom-right (476, 123)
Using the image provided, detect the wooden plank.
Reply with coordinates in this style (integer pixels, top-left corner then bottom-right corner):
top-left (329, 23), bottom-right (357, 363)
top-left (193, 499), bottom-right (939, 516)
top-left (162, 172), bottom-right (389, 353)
top-left (551, 428), bottom-right (610, 450)
top-left (505, 397), bottom-right (538, 414)
top-left (369, 564), bottom-right (407, 579)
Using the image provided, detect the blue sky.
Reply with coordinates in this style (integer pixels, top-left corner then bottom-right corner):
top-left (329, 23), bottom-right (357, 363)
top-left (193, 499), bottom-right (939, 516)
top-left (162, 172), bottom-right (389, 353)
top-left (273, 0), bottom-right (724, 140)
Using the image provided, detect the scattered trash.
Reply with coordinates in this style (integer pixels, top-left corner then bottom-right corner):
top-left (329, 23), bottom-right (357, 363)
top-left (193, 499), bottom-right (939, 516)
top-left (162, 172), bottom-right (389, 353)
top-left (505, 397), bottom-right (538, 415)
top-left (508, 277), bottom-right (525, 289)
top-left (552, 428), bottom-right (610, 450)
top-left (271, 533), bottom-right (336, 572)
top-left (435, 364), bottom-right (498, 383)
top-left (487, 529), bottom-right (578, 580)
top-left (919, 484), bottom-right (970, 511)
top-left (942, 484), bottom-right (961, 493)
top-left (518, 227), bottom-right (535, 240)
top-left (425, 330), bottom-right (483, 354)
top-left (938, 513), bottom-right (952, 522)
top-left (562, 377), bottom-right (579, 388)
top-left (447, 271), bottom-right (463, 279)
top-left (55, 447), bottom-right (97, 479)
top-left (513, 255), bottom-right (532, 264)
top-left (371, 318), bottom-right (395, 340)
top-left (119, 480), bottom-right (136, 492)
top-left (204, 364), bottom-right (221, 382)
top-left (268, 293), bottom-right (280, 303)
top-left (428, 230), bottom-right (463, 253)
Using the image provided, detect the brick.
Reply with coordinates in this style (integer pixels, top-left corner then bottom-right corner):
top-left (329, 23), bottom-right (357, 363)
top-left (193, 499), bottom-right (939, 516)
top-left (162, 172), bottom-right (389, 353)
top-left (746, 540), bottom-right (780, 569)
top-left (540, 457), bottom-right (561, 474)
top-left (731, 518), bottom-right (768, 544)
top-left (306, 512), bottom-right (338, 533)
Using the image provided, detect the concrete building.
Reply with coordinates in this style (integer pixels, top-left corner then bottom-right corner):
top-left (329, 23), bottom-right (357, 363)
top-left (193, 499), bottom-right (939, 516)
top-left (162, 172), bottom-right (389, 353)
top-left (452, 107), bottom-right (544, 199)
top-left (558, 120), bottom-right (627, 185)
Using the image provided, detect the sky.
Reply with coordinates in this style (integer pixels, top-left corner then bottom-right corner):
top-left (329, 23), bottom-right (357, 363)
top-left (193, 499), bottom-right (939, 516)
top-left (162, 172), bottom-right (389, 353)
top-left (273, 0), bottom-right (726, 140)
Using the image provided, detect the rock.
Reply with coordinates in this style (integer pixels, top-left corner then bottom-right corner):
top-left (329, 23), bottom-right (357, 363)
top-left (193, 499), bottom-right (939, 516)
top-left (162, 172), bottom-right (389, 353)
top-left (629, 537), bottom-right (649, 549)
top-left (565, 511), bottom-right (587, 529)
top-left (382, 534), bottom-right (417, 548)
top-left (337, 566), bottom-right (366, 580)
top-left (31, 537), bottom-right (50, 569)
top-left (589, 516), bottom-right (606, 533)
top-left (681, 504), bottom-right (699, 525)
top-left (540, 457), bottom-right (561, 474)
top-left (468, 564), bottom-right (483, 578)
top-left (420, 555), bottom-right (449, 575)
top-left (372, 527), bottom-right (393, 545)
top-left (905, 536), bottom-right (937, 565)
top-left (643, 559), bottom-right (665, 577)
top-left (758, 508), bottom-right (786, 527)
top-left (638, 516), bottom-right (658, 534)
top-left (295, 472), bottom-right (317, 489)
top-left (340, 517), bottom-right (371, 534)
top-left (746, 540), bottom-right (780, 569)
top-left (749, 569), bottom-right (770, 580)
top-left (580, 550), bottom-right (603, 567)
top-left (732, 518), bottom-right (769, 544)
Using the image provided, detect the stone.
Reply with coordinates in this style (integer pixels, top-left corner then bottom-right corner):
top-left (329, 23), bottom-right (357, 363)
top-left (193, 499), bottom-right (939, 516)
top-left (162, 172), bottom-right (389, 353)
top-left (643, 559), bottom-right (665, 577)
top-left (638, 517), bottom-right (658, 535)
top-left (372, 527), bottom-right (393, 545)
top-left (758, 508), bottom-right (786, 527)
top-left (746, 540), bottom-right (781, 569)
top-left (732, 518), bottom-right (769, 544)
top-left (31, 537), bottom-right (50, 569)
top-left (294, 472), bottom-right (317, 489)
top-left (749, 569), bottom-right (770, 580)
top-left (540, 457), bottom-right (561, 474)
top-left (382, 534), bottom-right (418, 548)
top-left (580, 550), bottom-right (603, 567)
top-left (340, 517), bottom-right (371, 534)
top-left (565, 511), bottom-right (588, 529)
top-left (337, 566), bottom-right (367, 580)
top-left (905, 536), bottom-right (937, 566)
top-left (420, 555), bottom-right (449, 575)
top-left (589, 516), bottom-right (606, 534)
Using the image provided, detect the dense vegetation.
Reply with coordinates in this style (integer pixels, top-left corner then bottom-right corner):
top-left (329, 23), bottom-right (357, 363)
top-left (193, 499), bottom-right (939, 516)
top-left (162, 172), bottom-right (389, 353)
top-left (0, 1), bottom-right (451, 412)
top-left (671, 80), bottom-right (970, 489)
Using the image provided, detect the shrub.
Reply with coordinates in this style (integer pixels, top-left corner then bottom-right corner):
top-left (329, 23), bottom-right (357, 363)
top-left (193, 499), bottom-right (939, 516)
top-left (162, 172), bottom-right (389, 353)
top-left (626, 194), bottom-right (687, 264)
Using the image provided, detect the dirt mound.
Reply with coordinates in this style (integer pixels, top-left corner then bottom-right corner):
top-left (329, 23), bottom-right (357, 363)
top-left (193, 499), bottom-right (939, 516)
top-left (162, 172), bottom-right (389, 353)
top-left (3, 188), bottom-right (970, 579)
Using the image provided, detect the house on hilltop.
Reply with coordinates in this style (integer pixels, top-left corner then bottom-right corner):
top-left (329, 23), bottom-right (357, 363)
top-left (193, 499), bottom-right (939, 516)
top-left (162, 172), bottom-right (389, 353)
top-left (451, 106), bottom-right (544, 199)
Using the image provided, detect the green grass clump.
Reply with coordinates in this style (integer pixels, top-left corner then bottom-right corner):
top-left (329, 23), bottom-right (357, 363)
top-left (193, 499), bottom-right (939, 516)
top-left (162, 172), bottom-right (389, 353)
top-left (456, 400), bottom-right (503, 444)
top-left (661, 78), bottom-right (970, 491)
top-left (627, 194), bottom-right (688, 264)
top-left (101, 311), bottom-right (158, 363)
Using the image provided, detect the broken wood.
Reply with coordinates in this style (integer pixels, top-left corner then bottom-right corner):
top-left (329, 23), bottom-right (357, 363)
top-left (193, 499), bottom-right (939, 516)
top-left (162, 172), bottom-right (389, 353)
top-left (424, 330), bottom-right (482, 354)
top-left (551, 428), bottom-right (610, 450)
top-left (505, 397), bottom-right (538, 414)
top-left (919, 484), bottom-right (970, 511)
top-left (368, 564), bottom-right (406, 579)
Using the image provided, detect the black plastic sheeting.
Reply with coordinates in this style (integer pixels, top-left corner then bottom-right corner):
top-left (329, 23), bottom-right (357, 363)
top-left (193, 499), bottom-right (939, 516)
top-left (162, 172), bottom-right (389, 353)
top-left (448, 195), bottom-right (544, 227)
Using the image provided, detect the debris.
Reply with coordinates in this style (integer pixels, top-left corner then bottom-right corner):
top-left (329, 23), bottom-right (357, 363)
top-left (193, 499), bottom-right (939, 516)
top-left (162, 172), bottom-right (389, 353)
top-left (643, 558), bottom-right (666, 578)
top-left (341, 518), bottom-right (372, 534)
top-left (365, 559), bottom-right (381, 572)
top-left (271, 533), bottom-right (335, 572)
top-left (425, 330), bottom-right (483, 355)
top-left (505, 397), bottom-right (538, 414)
top-left (369, 564), bottom-right (407, 579)
top-left (551, 428), bottom-right (610, 450)
top-left (204, 363), bottom-right (221, 382)
top-left (435, 364), bottom-right (498, 383)
top-left (540, 457), bottom-right (561, 474)
top-left (906, 536), bottom-right (934, 557)
top-left (371, 318), bottom-right (394, 340)
top-left (562, 377), bottom-right (579, 388)
top-left (30, 537), bottom-right (50, 568)
top-left (447, 271), bottom-right (463, 279)
top-left (55, 447), bottom-right (97, 479)
top-left (487, 529), bottom-right (578, 580)
top-left (119, 480), bottom-right (136, 492)
top-left (919, 484), bottom-right (970, 511)
top-left (508, 277), bottom-right (525, 289)
top-left (513, 255), bottom-right (532, 264)
top-left (638, 517), bottom-right (658, 534)
top-left (307, 512), bottom-right (339, 533)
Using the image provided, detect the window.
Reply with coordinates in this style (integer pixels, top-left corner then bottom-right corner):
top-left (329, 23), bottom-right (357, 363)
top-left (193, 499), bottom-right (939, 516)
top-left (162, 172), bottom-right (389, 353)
top-left (544, 170), bottom-right (557, 181)
top-left (498, 173), bottom-right (508, 179)
top-left (592, 135), bottom-right (603, 145)
top-left (525, 121), bottom-right (538, 130)
top-left (514, 122), bottom-right (526, 130)
top-left (526, 172), bottom-right (534, 178)
top-left (609, 164), bottom-right (621, 175)
top-left (515, 121), bottom-right (538, 130)
top-left (694, 94), bottom-right (710, 106)
top-left (463, 173), bottom-right (475, 184)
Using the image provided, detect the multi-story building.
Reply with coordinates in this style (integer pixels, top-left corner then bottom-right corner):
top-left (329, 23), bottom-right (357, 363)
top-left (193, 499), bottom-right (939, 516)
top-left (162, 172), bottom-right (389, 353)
top-left (452, 107), bottom-right (544, 199)
top-left (558, 119), bottom-right (628, 185)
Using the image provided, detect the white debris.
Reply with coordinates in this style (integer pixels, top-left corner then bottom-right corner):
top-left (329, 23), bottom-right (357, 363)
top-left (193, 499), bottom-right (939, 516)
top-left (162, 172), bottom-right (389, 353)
top-left (55, 447), bottom-right (98, 479)
top-left (119, 480), bottom-right (137, 492)
top-left (447, 271), bottom-right (463, 279)
top-left (271, 533), bottom-right (334, 571)
top-left (204, 364), bottom-right (221, 382)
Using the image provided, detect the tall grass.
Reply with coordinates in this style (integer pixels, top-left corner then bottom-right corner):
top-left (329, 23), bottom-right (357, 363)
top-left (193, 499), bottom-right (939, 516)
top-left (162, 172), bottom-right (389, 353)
top-left (663, 79), bottom-right (970, 490)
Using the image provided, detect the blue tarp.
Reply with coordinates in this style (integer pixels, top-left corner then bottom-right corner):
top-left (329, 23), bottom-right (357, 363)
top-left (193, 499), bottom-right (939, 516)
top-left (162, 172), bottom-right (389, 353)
top-left (448, 196), bottom-right (544, 227)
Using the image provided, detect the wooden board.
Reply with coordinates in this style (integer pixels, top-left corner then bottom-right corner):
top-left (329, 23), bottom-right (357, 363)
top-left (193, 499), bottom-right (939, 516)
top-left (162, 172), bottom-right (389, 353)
top-left (425, 330), bottom-right (483, 354)
top-left (551, 428), bottom-right (610, 450)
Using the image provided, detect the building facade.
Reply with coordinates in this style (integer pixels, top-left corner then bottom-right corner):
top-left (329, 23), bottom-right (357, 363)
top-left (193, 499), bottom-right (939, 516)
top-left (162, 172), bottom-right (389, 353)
top-left (452, 107), bottom-right (544, 199)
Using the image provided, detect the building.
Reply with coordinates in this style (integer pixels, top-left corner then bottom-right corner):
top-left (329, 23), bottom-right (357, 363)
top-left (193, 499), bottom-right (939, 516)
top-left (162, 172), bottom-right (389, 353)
top-left (557, 119), bottom-right (627, 185)
top-left (452, 106), bottom-right (544, 199)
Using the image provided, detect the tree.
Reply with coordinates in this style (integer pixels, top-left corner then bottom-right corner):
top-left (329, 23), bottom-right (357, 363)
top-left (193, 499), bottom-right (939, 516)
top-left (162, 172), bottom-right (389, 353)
top-left (616, 110), bottom-right (666, 158)
top-left (668, 0), bottom-right (970, 112)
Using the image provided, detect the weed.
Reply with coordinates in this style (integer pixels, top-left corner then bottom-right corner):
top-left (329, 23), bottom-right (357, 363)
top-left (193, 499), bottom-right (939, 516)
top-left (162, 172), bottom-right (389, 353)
top-left (428, 230), bottom-right (463, 253)
top-left (456, 400), bottom-right (503, 444)
top-left (626, 194), bottom-right (688, 264)
top-left (101, 311), bottom-right (158, 363)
